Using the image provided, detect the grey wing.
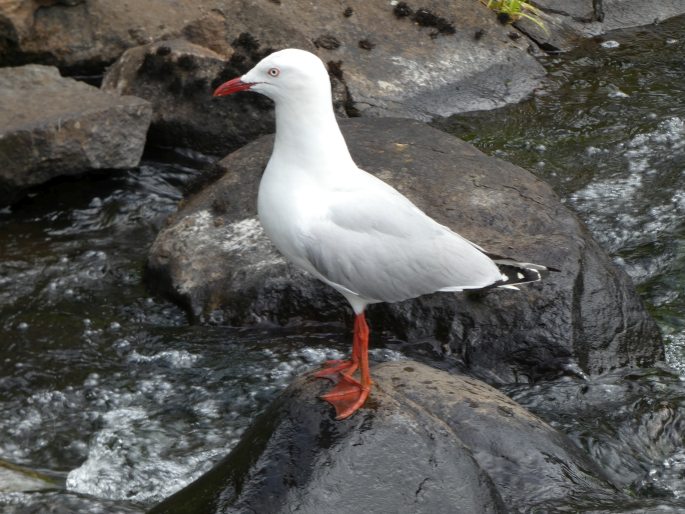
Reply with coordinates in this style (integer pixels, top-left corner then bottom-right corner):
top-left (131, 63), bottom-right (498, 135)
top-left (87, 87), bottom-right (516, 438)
top-left (300, 186), bottom-right (502, 303)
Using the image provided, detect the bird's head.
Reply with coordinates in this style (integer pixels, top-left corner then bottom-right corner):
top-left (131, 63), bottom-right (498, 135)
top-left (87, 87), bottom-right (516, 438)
top-left (213, 48), bottom-right (331, 104)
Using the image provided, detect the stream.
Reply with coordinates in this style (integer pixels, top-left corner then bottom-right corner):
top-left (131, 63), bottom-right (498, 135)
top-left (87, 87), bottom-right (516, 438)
top-left (1, 16), bottom-right (684, 513)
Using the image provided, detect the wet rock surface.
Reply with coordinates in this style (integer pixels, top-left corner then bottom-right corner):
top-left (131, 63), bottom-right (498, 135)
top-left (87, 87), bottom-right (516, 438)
top-left (147, 116), bottom-right (663, 384)
top-left (0, 64), bottom-right (151, 205)
top-left (149, 361), bottom-right (623, 513)
top-left (533, 0), bottom-right (685, 32)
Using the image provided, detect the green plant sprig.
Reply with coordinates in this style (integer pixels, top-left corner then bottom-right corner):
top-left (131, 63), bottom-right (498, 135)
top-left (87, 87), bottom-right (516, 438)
top-left (483, 0), bottom-right (549, 34)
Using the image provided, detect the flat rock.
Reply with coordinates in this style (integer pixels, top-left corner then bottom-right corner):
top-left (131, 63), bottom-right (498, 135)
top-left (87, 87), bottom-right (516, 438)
top-left (149, 361), bottom-right (624, 513)
top-left (0, 64), bottom-right (151, 204)
top-left (146, 117), bottom-right (663, 384)
top-left (598, 0), bottom-right (685, 31)
top-left (517, 1), bottom-right (685, 50)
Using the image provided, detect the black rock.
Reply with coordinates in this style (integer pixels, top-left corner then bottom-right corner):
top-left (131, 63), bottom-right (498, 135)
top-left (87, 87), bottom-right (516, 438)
top-left (149, 361), bottom-right (624, 513)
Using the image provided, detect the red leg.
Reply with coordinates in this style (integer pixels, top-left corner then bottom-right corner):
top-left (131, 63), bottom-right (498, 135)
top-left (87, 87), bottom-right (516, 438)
top-left (312, 317), bottom-right (362, 381)
top-left (320, 312), bottom-right (372, 420)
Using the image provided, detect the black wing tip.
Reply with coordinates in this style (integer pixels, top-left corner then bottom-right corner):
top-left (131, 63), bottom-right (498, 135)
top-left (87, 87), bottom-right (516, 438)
top-left (491, 260), bottom-right (560, 288)
top-left (483, 252), bottom-right (559, 274)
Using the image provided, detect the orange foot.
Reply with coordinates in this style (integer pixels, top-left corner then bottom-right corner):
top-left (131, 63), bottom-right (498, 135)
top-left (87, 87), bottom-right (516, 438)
top-left (312, 359), bottom-right (358, 382)
top-left (320, 374), bottom-right (370, 420)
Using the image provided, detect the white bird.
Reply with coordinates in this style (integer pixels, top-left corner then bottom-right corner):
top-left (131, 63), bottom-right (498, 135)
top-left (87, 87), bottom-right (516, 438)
top-left (213, 49), bottom-right (553, 420)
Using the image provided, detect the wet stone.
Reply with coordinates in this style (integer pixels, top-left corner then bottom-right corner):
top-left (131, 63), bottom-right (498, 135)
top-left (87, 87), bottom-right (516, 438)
top-left (146, 117), bottom-right (663, 384)
top-left (149, 361), bottom-right (623, 513)
top-left (0, 65), bottom-right (151, 205)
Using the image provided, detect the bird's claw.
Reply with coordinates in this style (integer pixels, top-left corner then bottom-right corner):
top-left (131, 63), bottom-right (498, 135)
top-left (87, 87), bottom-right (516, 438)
top-left (320, 374), bottom-right (371, 420)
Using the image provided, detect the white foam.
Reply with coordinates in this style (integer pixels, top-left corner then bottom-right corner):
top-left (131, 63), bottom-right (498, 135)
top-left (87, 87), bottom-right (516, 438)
top-left (569, 117), bottom-right (685, 258)
top-left (128, 349), bottom-right (200, 368)
top-left (665, 333), bottom-right (685, 376)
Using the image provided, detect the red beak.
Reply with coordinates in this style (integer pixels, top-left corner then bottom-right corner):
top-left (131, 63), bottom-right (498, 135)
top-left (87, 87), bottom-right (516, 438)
top-left (213, 77), bottom-right (254, 97)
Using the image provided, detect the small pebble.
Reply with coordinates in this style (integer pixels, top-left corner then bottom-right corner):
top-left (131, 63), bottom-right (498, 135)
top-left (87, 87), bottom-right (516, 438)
top-left (17, 322), bottom-right (29, 331)
top-left (600, 40), bottom-right (620, 49)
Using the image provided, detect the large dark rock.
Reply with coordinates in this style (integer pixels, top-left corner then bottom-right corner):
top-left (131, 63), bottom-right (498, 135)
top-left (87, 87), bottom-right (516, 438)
top-left (4, 0), bottom-right (682, 76)
top-left (149, 361), bottom-right (624, 513)
top-left (0, 64), bottom-right (151, 205)
top-left (85, 0), bottom-right (685, 154)
top-left (100, 0), bottom-right (546, 154)
top-left (101, 39), bottom-right (278, 156)
top-left (146, 117), bottom-right (663, 384)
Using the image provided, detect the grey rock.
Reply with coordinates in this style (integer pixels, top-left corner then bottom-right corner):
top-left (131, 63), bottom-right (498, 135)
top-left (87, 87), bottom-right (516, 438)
top-left (0, 0), bottom-right (224, 70)
top-left (599, 0), bottom-right (685, 31)
top-left (524, 0), bottom-right (685, 46)
top-left (0, 64), bottom-right (151, 205)
top-left (100, 0), bottom-right (546, 153)
top-left (148, 361), bottom-right (623, 513)
top-left (101, 39), bottom-right (277, 156)
top-left (97, 1), bottom-right (685, 155)
top-left (146, 117), bottom-right (663, 383)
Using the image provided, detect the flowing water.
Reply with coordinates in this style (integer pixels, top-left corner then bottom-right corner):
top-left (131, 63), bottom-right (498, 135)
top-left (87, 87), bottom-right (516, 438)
top-left (435, 16), bottom-right (685, 363)
top-left (1, 16), bottom-right (685, 513)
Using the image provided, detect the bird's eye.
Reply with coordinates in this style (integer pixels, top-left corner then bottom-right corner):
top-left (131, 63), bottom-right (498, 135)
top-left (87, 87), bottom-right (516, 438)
top-left (268, 67), bottom-right (280, 77)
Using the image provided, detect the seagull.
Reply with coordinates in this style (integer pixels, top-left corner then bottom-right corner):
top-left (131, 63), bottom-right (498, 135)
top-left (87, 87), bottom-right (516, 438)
top-left (213, 48), bottom-right (554, 420)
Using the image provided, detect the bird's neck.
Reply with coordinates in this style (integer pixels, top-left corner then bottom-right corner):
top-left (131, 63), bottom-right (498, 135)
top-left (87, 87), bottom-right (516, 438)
top-left (272, 98), bottom-right (355, 171)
